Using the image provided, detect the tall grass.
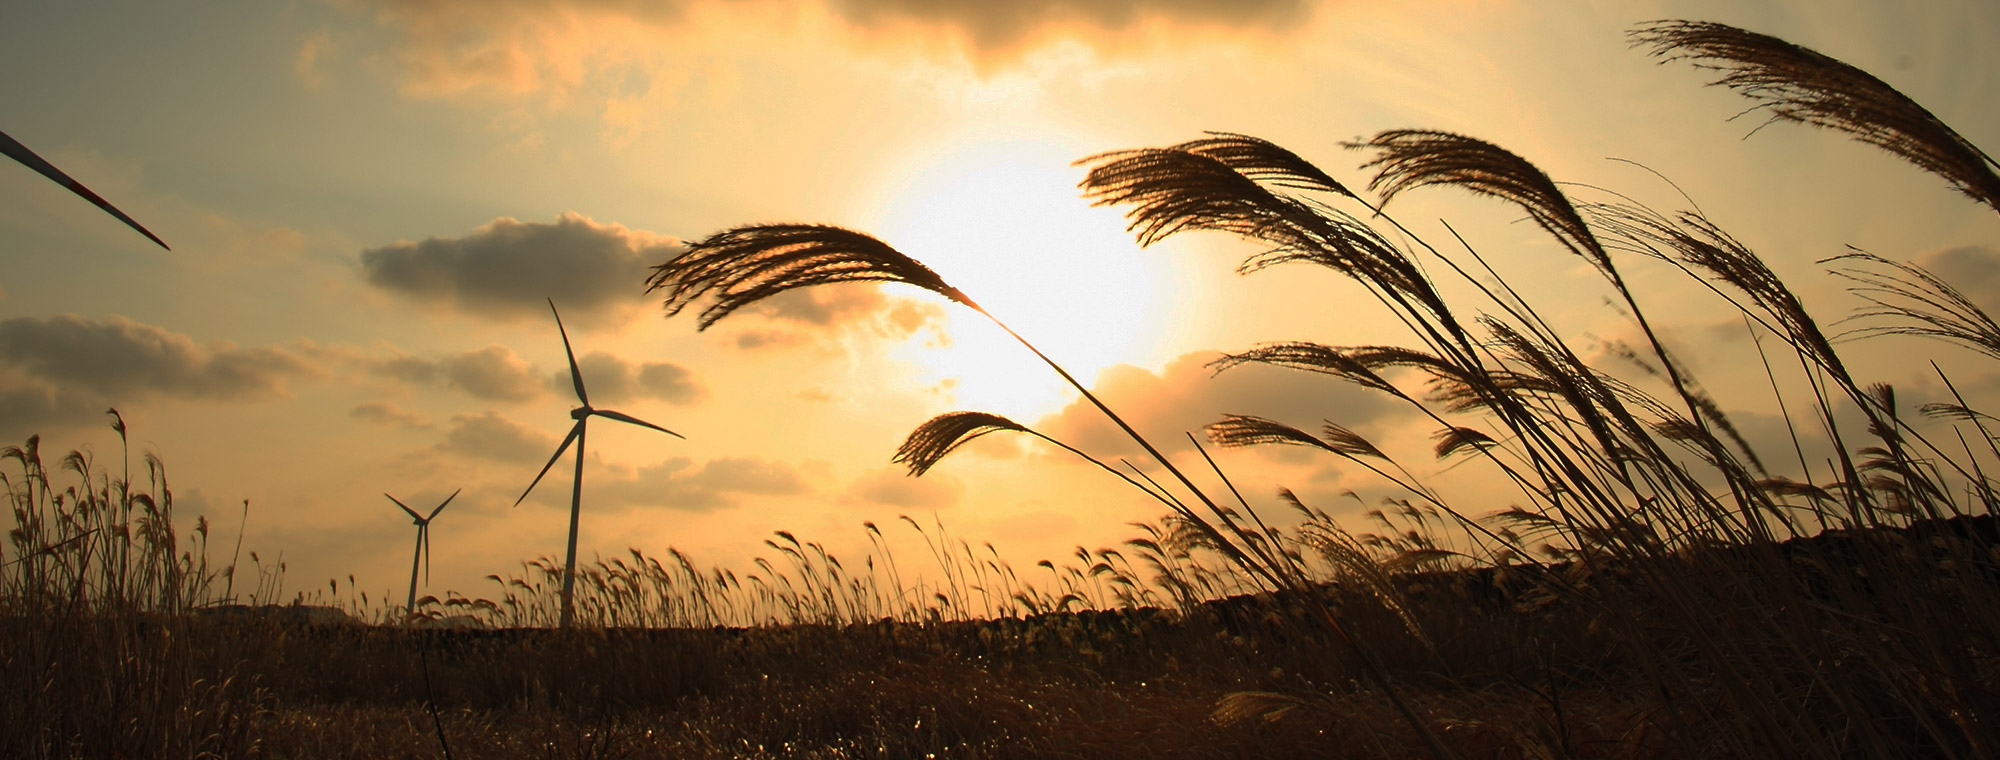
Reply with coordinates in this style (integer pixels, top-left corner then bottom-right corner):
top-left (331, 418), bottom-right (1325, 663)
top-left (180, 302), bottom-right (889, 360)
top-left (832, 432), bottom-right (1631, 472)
top-left (7, 17), bottom-right (1999, 759)
top-left (641, 18), bottom-right (2000, 759)
top-left (1065, 20), bottom-right (2000, 759)
top-left (0, 411), bottom-right (266, 758)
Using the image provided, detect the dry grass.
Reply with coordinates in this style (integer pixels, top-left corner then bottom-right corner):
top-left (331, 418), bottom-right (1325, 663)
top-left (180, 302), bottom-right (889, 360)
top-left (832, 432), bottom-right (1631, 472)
top-left (8, 18), bottom-right (2000, 759)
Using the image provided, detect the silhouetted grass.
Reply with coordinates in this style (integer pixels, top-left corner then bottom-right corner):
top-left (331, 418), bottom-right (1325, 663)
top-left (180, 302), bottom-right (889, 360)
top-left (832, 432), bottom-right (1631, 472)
top-left (7, 18), bottom-right (2000, 759)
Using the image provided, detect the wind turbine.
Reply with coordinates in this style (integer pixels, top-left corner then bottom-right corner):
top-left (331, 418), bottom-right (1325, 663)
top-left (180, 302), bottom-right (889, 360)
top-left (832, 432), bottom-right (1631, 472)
top-left (516, 298), bottom-right (684, 628)
top-left (2, 128), bottom-right (169, 250)
top-left (386, 489), bottom-right (459, 616)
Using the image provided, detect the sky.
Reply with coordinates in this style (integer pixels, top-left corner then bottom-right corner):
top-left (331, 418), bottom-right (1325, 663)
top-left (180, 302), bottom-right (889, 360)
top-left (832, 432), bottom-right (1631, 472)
top-left (3, 0), bottom-right (1998, 614)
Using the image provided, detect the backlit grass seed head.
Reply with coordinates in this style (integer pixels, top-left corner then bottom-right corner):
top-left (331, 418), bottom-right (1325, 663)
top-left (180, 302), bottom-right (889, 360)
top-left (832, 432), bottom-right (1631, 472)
top-left (1206, 414), bottom-right (1386, 461)
top-left (1077, 147), bottom-right (1301, 248)
top-left (1355, 129), bottom-right (1611, 273)
top-left (1160, 132), bottom-right (1360, 200)
top-left (1430, 426), bottom-right (1496, 460)
top-left (647, 224), bottom-right (971, 329)
top-left (1827, 251), bottom-right (2000, 363)
top-left (1079, 141), bottom-right (1439, 310)
top-left (1634, 20), bottom-right (2000, 214)
top-left (894, 412), bottom-right (1033, 477)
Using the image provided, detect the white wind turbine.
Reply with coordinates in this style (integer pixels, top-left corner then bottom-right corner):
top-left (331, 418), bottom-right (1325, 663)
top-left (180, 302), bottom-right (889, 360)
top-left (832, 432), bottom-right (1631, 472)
top-left (2, 128), bottom-right (169, 249)
top-left (516, 298), bottom-right (683, 628)
top-left (385, 489), bottom-right (459, 616)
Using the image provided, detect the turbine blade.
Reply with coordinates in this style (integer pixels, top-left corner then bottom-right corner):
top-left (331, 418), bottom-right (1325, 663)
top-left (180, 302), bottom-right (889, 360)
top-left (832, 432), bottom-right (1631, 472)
top-left (385, 493), bottom-right (424, 521)
top-left (420, 524), bottom-right (431, 585)
top-left (515, 421), bottom-right (584, 507)
top-left (428, 488), bottom-right (461, 520)
top-left (592, 408), bottom-right (685, 439)
top-left (1, 129), bottom-right (170, 250)
top-left (549, 298), bottom-right (588, 406)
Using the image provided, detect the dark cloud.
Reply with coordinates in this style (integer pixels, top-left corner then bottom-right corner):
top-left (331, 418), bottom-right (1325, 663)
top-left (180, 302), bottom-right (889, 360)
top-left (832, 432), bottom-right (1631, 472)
top-left (437, 412), bottom-right (560, 463)
top-left (358, 212), bottom-right (684, 327)
top-left (0, 315), bottom-right (316, 401)
top-left (550, 351), bottom-right (704, 405)
top-left (1914, 245), bottom-right (2000, 311)
top-left (1035, 350), bottom-right (1408, 461)
top-left (349, 401), bottom-right (433, 429)
top-left (0, 315), bottom-right (317, 433)
top-left (843, 465), bottom-right (963, 510)
top-left (0, 381), bottom-right (104, 436)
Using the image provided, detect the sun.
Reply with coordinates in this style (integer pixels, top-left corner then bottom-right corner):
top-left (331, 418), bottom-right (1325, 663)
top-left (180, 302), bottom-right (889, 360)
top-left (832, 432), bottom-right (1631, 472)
top-left (868, 138), bottom-right (1180, 420)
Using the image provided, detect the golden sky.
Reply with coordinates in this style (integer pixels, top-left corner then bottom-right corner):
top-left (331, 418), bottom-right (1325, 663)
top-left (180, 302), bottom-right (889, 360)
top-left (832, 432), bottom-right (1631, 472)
top-left (3, 0), bottom-right (1997, 612)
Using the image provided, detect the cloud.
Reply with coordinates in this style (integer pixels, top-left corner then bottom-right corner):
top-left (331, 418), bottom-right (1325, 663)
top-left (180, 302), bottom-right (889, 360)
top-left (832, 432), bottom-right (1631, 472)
top-left (358, 212), bottom-right (684, 327)
top-left (549, 351), bottom-right (704, 405)
top-left (329, 0), bottom-right (697, 97)
top-left (366, 344), bottom-right (550, 403)
top-left (1914, 245), bottom-right (2000, 311)
top-left (843, 465), bottom-right (964, 509)
top-left (730, 285), bottom-right (948, 351)
top-left (825, 0), bottom-right (1312, 58)
top-left (591, 456), bottom-right (812, 512)
top-left (437, 412), bottom-right (560, 463)
top-left (296, 27), bottom-right (337, 89)
top-left (443, 345), bottom-right (547, 402)
top-left (350, 400), bottom-right (433, 429)
top-left (0, 315), bottom-right (319, 431)
top-left (1035, 350), bottom-right (1407, 460)
top-left (331, 0), bottom-right (1316, 98)
top-left (0, 381), bottom-right (106, 436)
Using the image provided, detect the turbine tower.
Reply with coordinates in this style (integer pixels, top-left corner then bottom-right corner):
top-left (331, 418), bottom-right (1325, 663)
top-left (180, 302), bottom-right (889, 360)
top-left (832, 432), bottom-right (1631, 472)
top-left (386, 489), bottom-right (459, 616)
top-left (517, 298), bottom-right (683, 628)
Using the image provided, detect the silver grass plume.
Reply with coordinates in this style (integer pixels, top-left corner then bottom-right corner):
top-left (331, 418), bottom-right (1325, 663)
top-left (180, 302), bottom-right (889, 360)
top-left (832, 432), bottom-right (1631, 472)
top-left (646, 224), bottom-right (971, 329)
top-left (1163, 132), bottom-right (1360, 199)
top-left (1826, 250), bottom-right (2000, 363)
top-left (894, 412), bottom-right (1032, 477)
top-left (1354, 130), bottom-right (1611, 274)
top-left (1077, 138), bottom-right (1439, 311)
top-left (1206, 342), bottom-right (1404, 398)
top-left (1076, 146), bottom-right (1306, 247)
top-left (1634, 20), bottom-right (2000, 214)
top-left (1206, 414), bottom-right (1386, 461)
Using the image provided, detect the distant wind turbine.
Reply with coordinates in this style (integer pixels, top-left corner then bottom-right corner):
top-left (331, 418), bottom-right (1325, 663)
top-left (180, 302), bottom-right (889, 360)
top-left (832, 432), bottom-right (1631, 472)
top-left (1, 128), bottom-right (169, 250)
top-left (386, 489), bottom-right (459, 616)
top-left (516, 298), bottom-right (684, 628)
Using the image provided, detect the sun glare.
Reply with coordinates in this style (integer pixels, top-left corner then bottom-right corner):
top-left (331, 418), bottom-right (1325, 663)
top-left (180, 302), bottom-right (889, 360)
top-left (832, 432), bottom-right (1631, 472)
top-left (871, 139), bottom-right (1177, 420)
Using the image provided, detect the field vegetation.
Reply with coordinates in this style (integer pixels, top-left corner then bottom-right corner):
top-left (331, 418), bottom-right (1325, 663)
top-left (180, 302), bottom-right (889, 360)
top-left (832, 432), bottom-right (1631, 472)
top-left (5, 20), bottom-right (1999, 759)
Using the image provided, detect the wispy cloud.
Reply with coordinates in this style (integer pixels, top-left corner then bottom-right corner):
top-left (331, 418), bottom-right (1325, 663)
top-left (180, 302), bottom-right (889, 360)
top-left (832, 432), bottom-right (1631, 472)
top-left (330, 0), bottom-right (1318, 100)
top-left (358, 212), bottom-right (683, 328)
top-left (826, 0), bottom-right (1312, 58)
top-left (731, 285), bottom-right (948, 351)
top-left (296, 27), bottom-right (338, 90)
top-left (349, 400), bottom-right (433, 429)
top-left (589, 455), bottom-right (812, 512)
top-left (843, 464), bottom-right (963, 509)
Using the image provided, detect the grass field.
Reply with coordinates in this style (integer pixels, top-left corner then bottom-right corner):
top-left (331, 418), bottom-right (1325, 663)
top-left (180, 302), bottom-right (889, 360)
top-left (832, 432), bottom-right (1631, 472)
top-left (6, 20), bottom-right (2000, 759)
